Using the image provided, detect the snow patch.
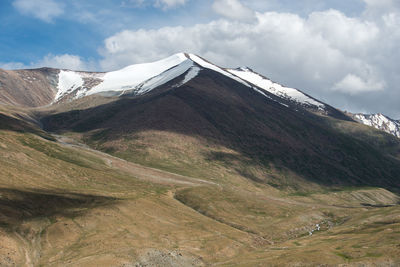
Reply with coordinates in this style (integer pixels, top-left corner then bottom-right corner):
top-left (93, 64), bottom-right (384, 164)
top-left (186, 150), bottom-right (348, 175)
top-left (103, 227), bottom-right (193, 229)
top-left (227, 68), bottom-right (325, 109)
top-left (56, 70), bottom-right (84, 102)
top-left (126, 59), bottom-right (195, 96)
top-left (178, 66), bottom-right (200, 87)
top-left (187, 54), bottom-right (252, 88)
top-left (86, 53), bottom-right (188, 96)
top-left (353, 113), bottom-right (400, 138)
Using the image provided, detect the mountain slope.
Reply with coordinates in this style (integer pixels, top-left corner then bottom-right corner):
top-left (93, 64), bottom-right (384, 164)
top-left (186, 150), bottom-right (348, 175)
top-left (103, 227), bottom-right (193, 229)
top-left (1, 109), bottom-right (400, 266)
top-left (0, 68), bottom-right (58, 107)
top-left (41, 66), bottom-right (400, 192)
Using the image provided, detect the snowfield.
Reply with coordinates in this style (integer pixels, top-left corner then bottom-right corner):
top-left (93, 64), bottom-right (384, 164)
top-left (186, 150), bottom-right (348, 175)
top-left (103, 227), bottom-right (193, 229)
top-left (87, 53), bottom-right (190, 96)
top-left (55, 53), bottom-right (197, 101)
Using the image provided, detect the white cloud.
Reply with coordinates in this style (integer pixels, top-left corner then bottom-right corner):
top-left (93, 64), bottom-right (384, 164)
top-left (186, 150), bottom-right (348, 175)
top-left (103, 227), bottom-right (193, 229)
top-left (307, 10), bottom-right (379, 56)
top-left (333, 74), bottom-right (385, 94)
top-left (212, 0), bottom-right (255, 21)
top-left (0, 54), bottom-right (93, 71)
top-left (36, 54), bottom-right (92, 70)
top-left (13, 0), bottom-right (64, 22)
top-left (0, 62), bottom-right (27, 70)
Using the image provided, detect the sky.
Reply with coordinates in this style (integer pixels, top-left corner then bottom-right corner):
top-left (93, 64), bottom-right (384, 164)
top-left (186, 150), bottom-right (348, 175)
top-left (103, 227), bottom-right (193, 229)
top-left (0, 0), bottom-right (399, 118)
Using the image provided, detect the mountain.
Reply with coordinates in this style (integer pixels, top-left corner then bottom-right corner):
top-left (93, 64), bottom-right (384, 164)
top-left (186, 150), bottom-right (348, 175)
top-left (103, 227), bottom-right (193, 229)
top-left (1, 53), bottom-right (400, 266)
top-left (40, 53), bottom-right (400, 191)
top-left (350, 113), bottom-right (400, 138)
top-left (0, 53), bottom-right (342, 113)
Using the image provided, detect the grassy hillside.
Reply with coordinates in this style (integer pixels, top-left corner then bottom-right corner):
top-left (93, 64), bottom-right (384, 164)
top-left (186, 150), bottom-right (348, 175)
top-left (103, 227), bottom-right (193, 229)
top-left (0, 108), bottom-right (399, 265)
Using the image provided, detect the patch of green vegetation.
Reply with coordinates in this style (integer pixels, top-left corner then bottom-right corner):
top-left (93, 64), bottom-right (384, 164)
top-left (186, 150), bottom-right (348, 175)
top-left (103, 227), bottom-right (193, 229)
top-left (288, 191), bottom-right (313, 197)
top-left (48, 216), bottom-right (57, 224)
top-left (334, 251), bottom-right (353, 260)
top-left (365, 252), bottom-right (383, 258)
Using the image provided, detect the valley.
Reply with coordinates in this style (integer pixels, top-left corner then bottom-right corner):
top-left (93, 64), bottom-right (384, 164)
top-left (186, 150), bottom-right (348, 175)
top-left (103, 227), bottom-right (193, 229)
top-left (0, 54), bottom-right (399, 266)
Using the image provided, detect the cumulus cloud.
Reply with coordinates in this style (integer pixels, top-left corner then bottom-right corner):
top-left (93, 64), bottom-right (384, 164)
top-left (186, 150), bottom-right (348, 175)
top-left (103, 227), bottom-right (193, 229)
top-left (333, 74), bottom-right (385, 95)
top-left (13, 0), bottom-right (64, 22)
top-left (212, 0), bottom-right (255, 21)
top-left (307, 10), bottom-right (379, 56)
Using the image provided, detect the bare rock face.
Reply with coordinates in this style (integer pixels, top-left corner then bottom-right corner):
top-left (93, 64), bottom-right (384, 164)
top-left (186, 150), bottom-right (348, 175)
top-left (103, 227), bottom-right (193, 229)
top-left (0, 68), bottom-right (58, 107)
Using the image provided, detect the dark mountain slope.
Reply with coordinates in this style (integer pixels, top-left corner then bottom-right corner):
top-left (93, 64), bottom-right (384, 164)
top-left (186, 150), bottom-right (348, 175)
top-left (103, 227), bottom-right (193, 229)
top-left (41, 69), bottom-right (400, 191)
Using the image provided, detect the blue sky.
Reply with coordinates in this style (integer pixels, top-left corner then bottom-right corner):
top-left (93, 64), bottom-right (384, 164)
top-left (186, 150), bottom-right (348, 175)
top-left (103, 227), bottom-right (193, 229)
top-left (1, 0), bottom-right (400, 118)
top-left (0, 0), bottom-right (212, 64)
top-left (0, 0), bottom-right (367, 66)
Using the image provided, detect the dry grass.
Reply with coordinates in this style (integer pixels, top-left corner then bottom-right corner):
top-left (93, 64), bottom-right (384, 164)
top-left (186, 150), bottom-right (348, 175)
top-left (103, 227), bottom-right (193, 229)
top-left (0, 111), bottom-right (399, 266)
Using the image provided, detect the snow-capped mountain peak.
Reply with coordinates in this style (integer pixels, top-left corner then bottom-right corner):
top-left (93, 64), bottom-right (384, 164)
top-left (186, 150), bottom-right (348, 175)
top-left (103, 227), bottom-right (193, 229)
top-left (54, 52), bottom-right (255, 103)
top-left (54, 53), bottom-right (328, 113)
top-left (351, 113), bottom-right (400, 138)
top-left (55, 53), bottom-right (196, 102)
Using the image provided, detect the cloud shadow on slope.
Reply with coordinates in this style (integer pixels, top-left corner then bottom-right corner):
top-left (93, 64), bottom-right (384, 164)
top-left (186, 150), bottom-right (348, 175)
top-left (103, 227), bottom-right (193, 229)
top-left (0, 188), bottom-right (117, 229)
